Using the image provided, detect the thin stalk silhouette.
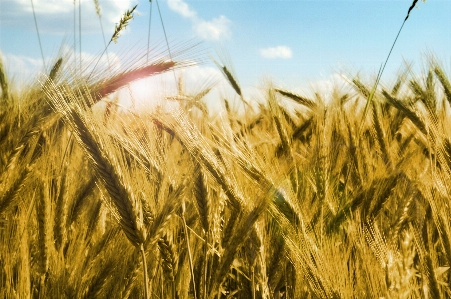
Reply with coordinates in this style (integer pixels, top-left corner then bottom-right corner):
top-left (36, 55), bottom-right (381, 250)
top-left (30, 0), bottom-right (46, 71)
top-left (359, 0), bottom-right (422, 131)
top-left (155, 0), bottom-right (178, 87)
top-left (147, 0), bottom-right (153, 64)
top-left (93, 0), bottom-right (111, 72)
top-left (79, 0), bottom-right (81, 74)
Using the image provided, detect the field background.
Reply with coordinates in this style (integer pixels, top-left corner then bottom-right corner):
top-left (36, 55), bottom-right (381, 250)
top-left (1, 0), bottom-right (451, 298)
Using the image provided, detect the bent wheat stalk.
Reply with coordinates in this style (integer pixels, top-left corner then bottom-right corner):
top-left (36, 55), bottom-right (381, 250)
top-left (91, 61), bottom-right (176, 101)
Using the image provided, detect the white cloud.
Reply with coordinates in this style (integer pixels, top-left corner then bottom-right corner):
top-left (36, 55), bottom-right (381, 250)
top-left (166, 0), bottom-right (232, 41)
top-left (195, 16), bottom-right (231, 40)
top-left (167, 0), bottom-right (197, 19)
top-left (0, 0), bottom-right (134, 33)
top-left (260, 46), bottom-right (293, 59)
top-left (14, 0), bottom-right (74, 14)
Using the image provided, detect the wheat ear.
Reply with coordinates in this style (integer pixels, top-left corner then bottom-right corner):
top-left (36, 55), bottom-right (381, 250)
top-left (68, 110), bottom-right (151, 297)
top-left (268, 88), bottom-right (290, 156)
top-left (151, 108), bottom-right (244, 211)
top-left (193, 162), bottom-right (210, 232)
top-left (92, 61), bottom-right (176, 101)
top-left (70, 112), bottom-right (146, 246)
top-left (382, 90), bottom-right (426, 134)
top-left (111, 4), bottom-right (138, 44)
top-left (275, 88), bottom-right (317, 110)
top-left (434, 66), bottom-right (451, 106)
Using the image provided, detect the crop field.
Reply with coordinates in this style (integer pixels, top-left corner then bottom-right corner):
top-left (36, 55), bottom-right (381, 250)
top-left (1, 0), bottom-right (451, 298)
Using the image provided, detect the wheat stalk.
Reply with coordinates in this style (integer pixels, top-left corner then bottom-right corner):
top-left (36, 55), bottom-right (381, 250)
top-left (158, 234), bottom-right (177, 282)
top-left (275, 88), bottom-right (317, 110)
top-left (93, 0), bottom-right (101, 18)
top-left (30, 0), bottom-right (46, 70)
top-left (222, 66), bottom-right (242, 97)
top-left (359, 0), bottom-right (425, 131)
top-left (181, 201), bottom-right (198, 299)
top-left (213, 59), bottom-right (251, 109)
top-left (371, 100), bottom-right (393, 168)
top-left (150, 108), bottom-right (244, 212)
top-left (53, 168), bottom-right (68, 252)
top-left (93, 0), bottom-right (111, 71)
top-left (72, 112), bottom-right (146, 246)
top-left (89, 4), bottom-right (138, 78)
top-left (111, 5), bottom-right (137, 44)
top-left (410, 223), bottom-right (441, 298)
top-left (434, 66), bottom-right (451, 106)
top-left (268, 88), bottom-right (290, 156)
top-left (0, 164), bottom-right (31, 215)
top-left (382, 90), bottom-right (427, 134)
top-left (64, 106), bottom-right (151, 297)
top-left (36, 179), bottom-right (52, 279)
top-left (92, 61), bottom-right (176, 100)
top-left (3, 56), bottom-right (64, 175)
top-left (193, 162), bottom-right (210, 232)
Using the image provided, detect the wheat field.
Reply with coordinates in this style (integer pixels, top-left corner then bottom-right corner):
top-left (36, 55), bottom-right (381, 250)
top-left (2, 1), bottom-right (451, 298)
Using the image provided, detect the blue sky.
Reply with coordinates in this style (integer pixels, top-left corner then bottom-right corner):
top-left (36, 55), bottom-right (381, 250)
top-left (0, 0), bottom-right (450, 103)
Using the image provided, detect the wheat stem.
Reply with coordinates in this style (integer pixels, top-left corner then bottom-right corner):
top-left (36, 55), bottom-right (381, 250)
top-left (89, 4), bottom-right (138, 79)
top-left (30, 0), bottom-right (46, 71)
top-left (181, 201), bottom-right (198, 299)
top-left (359, 0), bottom-right (422, 131)
top-left (79, 0), bottom-right (82, 73)
top-left (93, 0), bottom-right (111, 71)
top-left (155, 0), bottom-right (177, 87)
top-left (140, 243), bottom-right (149, 299)
top-left (147, 1), bottom-right (153, 64)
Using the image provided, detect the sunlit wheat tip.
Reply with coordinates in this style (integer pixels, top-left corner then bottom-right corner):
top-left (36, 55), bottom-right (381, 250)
top-left (111, 4), bottom-right (138, 44)
top-left (93, 0), bottom-right (101, 18)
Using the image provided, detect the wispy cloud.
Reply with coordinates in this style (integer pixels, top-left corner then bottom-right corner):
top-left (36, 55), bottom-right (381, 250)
top-left (0, 45), bottom-right (121, 83)
top-left (0, 0), bottom-right (134, 33)
top-left (167, 0), bottom-right (197, 19)
top-left (260, 46), bottom-right (293, 59)
top-left (195, 16), bottom-right (231, 40)
top-left (167, 0), bottom-right (231, 40)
